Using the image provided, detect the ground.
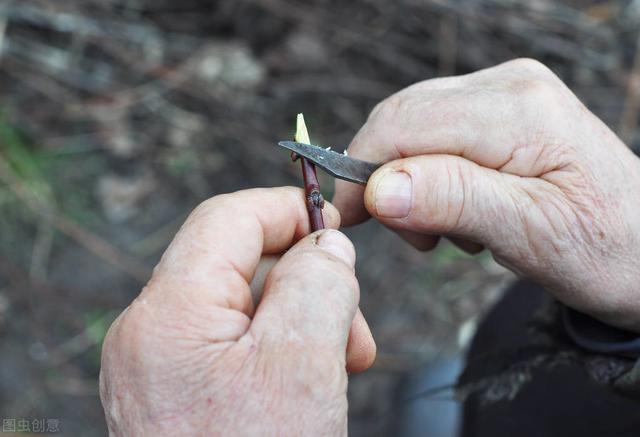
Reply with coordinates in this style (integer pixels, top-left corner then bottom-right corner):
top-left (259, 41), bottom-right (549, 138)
top-left (0, 1), bottom-right (639, 435)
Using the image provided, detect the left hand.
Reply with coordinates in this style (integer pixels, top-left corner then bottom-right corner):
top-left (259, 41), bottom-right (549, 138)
top-left (99, 187), bottom-right (376, 436)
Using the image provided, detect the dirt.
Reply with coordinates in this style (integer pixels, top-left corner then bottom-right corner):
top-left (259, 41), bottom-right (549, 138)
top-left (1, 1), bottom-right (639, 435)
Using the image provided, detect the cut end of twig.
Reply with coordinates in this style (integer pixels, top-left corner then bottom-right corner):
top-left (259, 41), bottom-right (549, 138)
top-left (295, 113), bottom-right (311, 144)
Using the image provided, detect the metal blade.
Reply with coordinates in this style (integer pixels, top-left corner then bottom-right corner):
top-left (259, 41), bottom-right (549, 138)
top-left (278, 141), bottom-right (380, 185)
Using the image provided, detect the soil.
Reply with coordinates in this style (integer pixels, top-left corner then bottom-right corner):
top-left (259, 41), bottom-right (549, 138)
top-left (0, 1), bottom-right (638, 435)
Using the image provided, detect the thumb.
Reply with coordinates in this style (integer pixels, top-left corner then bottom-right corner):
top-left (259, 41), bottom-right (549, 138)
top-left (250, 229), bottom-right (359, 360)
top-left (364, 155), bottom-right (523, 246)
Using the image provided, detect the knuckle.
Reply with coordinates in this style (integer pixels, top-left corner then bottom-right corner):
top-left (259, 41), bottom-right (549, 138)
top-left (504, 58), bottom-right (555, 78)
top-left (191, 188), bottom-right (294, 221)
top-left (190, 194), bottom-right (226, 219)
top-left (368, 92), bottom-right (411, 123)
top-left (107, 297), bottom-right (156, 356)
top-left (509, 75), bottom-right (563, 110)
top-left (500, 59), bottom-right (565, 107)
top-left (445, 160), bottom-right (471, 232)
top-left (192, 188), bottom-right (263, 216)
top-left (421, 158), bottom-right (472, 234)
top-left (367, 100), bottom-right (386, 122)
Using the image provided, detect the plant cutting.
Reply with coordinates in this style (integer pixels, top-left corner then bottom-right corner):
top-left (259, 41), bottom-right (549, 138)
top-left (291, 113), bottom-right (325, 231)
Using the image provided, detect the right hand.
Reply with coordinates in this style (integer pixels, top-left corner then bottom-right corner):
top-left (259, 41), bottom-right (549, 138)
top-left (333, 58), bottom-right (640, 332)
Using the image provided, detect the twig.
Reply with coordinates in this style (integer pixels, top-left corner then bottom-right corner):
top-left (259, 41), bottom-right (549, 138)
top-left (29, 218), bottom-right (54, 283)
top-left (0, 15), bottom-right (8, 62)
top-left (293, 113), bottom-right (324, 232)
top-left (300, 157), bottom-right (324, 231)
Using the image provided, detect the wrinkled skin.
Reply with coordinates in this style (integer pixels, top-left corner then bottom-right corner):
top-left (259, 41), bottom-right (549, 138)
top-left (100, 188), bottom-right (376, 436)
top-left (101, 59), bottom-right (640, 436)
top-left (334, 58), bottom-right (640, 332)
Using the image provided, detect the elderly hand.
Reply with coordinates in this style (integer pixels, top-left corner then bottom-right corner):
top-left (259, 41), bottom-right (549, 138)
top-left (334, 58), bottom-right (640, 332)
top-left (100, 187), bottom-right (376, 436)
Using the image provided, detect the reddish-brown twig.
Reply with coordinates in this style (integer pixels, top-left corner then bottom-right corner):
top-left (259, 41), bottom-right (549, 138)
top-left (293, 114), bottom-right (324, 232)
top-left (293, 155), bottom-right (325, 231)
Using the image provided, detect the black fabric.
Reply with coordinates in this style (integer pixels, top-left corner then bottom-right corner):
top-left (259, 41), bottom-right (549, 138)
top-left (459, 280), bottom-right (640, 437)
top-left (562, 306), bottom-right (640, 358)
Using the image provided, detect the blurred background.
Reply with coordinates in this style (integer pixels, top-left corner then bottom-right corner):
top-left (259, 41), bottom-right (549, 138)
top-left (1, 0), bottom-right (640, 435)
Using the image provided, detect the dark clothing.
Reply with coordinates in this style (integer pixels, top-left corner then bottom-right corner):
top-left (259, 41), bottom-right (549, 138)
top-left (563, 306), bottom-right (640, 359)
top-left (459, 281), bottom-right (640, 437)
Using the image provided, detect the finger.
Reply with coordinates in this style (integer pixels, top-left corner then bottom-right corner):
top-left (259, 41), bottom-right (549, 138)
top-left (333, 178), bottom-right (369, 226)
top-left (142, 187), bottom-right (341, 328)
top-left (363, 154), bottom-right (536, 248)
top-left (250, 254), bottom-right (377, 372)
top-left (249, 254), bottom-right (280, 304)
top-left (333, 58), bottom-right (570, 226)
top-left (346, 308), bottom-right (376, 373)
top-left (250, 230), bottom-right (359, 358)
top-left (394, 229), bottom-right (440, 251)
top-left (448, 237), bottom-right (485, 255)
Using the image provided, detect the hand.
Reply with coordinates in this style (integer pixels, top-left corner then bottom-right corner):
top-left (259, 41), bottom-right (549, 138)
top-left (99, 187), bottom-right (376, 436)
top-left (333, 58), bottom-right (640, 332)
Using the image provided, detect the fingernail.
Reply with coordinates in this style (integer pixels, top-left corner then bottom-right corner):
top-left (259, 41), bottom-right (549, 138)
top-left (374, 171), bottom-right (412, 218)
top-left (316, 230), bottom-right (356, 267)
